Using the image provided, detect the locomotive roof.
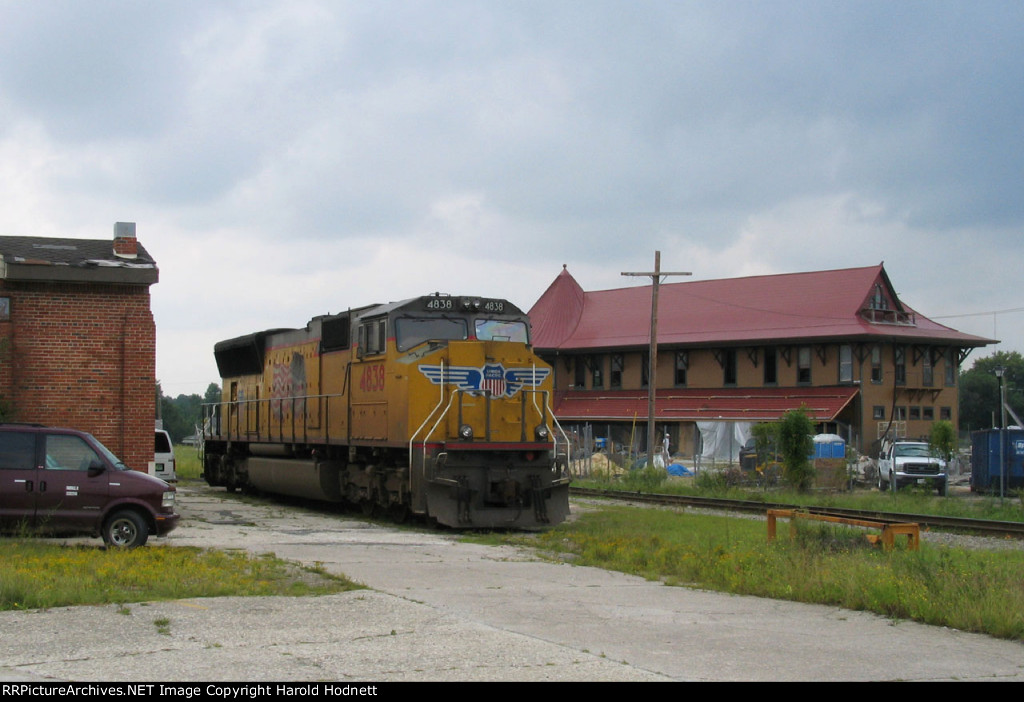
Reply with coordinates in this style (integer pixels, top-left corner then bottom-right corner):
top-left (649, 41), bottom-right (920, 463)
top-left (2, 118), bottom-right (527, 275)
top-left (352, 295), bottom-right (526, 319)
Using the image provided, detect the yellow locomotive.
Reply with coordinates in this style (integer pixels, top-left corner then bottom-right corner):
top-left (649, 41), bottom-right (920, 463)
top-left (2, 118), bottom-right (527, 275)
top-left (201, 294), bottom-right (571, 528)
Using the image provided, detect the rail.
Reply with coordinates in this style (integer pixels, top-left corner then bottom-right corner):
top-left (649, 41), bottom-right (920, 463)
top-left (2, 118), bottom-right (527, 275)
top-left (569, 487), bottom-right (1024, 539)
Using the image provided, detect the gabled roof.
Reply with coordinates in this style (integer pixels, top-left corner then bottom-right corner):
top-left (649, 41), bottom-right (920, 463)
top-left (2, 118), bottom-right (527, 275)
top-left (0, 236), bottom-right (158, 285)
top-left (528, 263), bottom-right (994, 351)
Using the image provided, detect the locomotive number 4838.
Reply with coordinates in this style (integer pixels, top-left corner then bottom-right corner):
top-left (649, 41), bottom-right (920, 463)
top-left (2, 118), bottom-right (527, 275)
top-left (359, 364), bottom-right (385, 392)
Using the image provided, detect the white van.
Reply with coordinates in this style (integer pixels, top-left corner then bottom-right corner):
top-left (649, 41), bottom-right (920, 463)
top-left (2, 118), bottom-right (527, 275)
top-left (151, 428), bottom-right (177, 482)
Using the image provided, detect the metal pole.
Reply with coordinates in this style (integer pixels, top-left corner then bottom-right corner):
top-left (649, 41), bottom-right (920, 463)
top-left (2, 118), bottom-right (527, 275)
top-left (995, 365), bottom-right (1006, 500)
top-left (622, 251), bottom-right (691, 467)
top-left (1001, 372), bottom-right (1007, 500)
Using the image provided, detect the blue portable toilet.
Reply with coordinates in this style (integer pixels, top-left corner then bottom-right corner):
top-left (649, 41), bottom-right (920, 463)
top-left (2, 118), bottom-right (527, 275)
top-left (812, 434), bottom-right (846, 459)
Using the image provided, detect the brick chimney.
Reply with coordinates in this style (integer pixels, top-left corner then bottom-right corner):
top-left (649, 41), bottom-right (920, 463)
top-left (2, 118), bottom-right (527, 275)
top-left (113, 221), bottom-right (138, 259)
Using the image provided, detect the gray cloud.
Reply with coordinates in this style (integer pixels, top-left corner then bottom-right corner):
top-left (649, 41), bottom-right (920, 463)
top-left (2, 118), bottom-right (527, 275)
top-left (0, 0), bottom-right (1020, 392)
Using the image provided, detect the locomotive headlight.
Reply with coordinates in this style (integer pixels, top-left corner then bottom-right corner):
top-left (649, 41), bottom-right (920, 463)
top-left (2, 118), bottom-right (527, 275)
top-left (459, 424), bottom-right (474, 440)
top-left (534, 424), bottom-right (550, 441)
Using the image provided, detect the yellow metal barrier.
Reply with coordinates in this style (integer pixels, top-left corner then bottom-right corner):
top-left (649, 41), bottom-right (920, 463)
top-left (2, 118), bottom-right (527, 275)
top-left (766, 509), bottom-right (919, 551)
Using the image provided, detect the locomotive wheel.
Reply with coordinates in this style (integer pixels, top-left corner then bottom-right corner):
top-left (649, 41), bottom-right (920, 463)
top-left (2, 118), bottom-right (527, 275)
top-left (360, 499), bottom-right (377, 517)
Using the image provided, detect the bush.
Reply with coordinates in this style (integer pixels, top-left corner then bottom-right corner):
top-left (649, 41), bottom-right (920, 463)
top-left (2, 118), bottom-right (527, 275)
top-left (778, 408), bottom-right (815, 492)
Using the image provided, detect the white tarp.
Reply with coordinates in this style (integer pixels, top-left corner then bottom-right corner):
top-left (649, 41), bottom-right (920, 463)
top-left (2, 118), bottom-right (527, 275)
top-left (697, 421), bottom-right (752, 462)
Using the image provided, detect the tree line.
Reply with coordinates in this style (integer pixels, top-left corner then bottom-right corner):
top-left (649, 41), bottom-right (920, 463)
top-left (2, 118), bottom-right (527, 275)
top-left (959, 350), bottom-right (1024, 432)
top-left (158, 383), bottom-right (221, 444)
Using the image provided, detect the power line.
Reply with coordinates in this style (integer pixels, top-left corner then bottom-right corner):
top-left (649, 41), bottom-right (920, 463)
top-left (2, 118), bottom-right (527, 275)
top-left (932, 306), bottom-right (1024, 320)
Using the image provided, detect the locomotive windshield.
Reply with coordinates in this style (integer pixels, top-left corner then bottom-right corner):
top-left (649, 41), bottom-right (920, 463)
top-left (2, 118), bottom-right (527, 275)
top-left (395, 317), bottom-right (468, 351)
top-left (475, 319), bottom-right (528, 343)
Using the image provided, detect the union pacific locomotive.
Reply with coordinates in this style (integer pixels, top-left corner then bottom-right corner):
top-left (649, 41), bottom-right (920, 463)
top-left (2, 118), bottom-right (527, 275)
top-left (201, 294), bottom-right (571, 528)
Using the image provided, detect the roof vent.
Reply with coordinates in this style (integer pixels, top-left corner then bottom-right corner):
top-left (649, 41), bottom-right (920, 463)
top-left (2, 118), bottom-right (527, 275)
top-left (113, 221), bottom-right (138, 259)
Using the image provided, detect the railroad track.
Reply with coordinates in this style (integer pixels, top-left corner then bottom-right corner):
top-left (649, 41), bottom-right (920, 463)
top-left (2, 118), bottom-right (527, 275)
top-left (569, 486), bottom-right (1024, 539)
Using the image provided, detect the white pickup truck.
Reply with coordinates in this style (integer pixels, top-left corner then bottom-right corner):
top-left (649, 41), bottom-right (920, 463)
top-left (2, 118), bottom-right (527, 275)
top-left (877, 440), bottom-right (947, 495)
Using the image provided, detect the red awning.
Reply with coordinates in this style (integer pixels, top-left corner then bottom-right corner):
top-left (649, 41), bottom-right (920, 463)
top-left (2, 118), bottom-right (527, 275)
top-left (553, 386), bottom-right (859, 422)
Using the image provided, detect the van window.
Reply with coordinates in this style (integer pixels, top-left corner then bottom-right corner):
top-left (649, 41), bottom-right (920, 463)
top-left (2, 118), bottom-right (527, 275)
top-left (0, 432), bottom-right (35, 470)
top-left (155, 431), bottom-right (172, 453)
top-left (45, 434), bottom-right (103, 471)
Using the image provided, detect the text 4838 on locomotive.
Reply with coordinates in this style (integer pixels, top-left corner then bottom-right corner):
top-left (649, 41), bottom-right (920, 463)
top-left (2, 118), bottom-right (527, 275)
top-left (201, 294), bottom-right (571, 528)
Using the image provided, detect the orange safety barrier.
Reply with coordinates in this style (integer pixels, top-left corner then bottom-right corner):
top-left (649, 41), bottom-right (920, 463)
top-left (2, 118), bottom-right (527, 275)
top-left (766, 509), bottom-right (919, 551)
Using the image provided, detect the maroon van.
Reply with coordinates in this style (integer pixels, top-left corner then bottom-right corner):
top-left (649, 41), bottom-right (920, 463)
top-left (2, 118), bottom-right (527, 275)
top-left (0, 424), bottom-right (179, 547)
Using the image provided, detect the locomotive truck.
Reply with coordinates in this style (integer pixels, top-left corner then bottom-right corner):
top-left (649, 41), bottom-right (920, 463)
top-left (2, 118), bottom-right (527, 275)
top-left (201, 294), bottom-right (571, 528)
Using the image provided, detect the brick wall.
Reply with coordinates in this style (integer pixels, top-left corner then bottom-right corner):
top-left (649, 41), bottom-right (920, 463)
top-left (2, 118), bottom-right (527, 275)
top-left (0, 281), bottom-right (156, 471)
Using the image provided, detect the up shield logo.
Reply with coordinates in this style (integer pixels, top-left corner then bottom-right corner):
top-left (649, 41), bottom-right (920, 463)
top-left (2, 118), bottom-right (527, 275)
top-left (418, 363), bottom-right (550, 398)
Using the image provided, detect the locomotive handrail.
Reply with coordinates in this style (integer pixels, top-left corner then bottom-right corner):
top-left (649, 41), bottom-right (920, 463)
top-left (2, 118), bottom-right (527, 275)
top-left (408, 360), bottom-right (451, 480)
top-left (418, 393), bottom-right (459, 479)
top-left (203, 393), bottom-right (347, 445)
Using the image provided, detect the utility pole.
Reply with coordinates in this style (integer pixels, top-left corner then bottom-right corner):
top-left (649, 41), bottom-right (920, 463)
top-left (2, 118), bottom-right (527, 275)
top-left (622, 251), bottom-right (691, 465)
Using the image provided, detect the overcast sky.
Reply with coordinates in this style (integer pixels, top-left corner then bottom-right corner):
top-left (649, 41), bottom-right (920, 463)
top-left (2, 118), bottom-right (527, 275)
top-left (1, 1), bottom-right (1021, 396)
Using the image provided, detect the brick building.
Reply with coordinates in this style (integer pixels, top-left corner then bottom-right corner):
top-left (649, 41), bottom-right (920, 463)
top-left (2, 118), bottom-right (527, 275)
top-left (528, 264), bottom-right (994, 460)
top-left (0, 223), bottom-right (159, 471)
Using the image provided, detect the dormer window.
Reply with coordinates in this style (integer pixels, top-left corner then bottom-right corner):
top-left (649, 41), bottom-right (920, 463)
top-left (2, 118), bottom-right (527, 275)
top-left (869, 283), bottom-right (889, 311)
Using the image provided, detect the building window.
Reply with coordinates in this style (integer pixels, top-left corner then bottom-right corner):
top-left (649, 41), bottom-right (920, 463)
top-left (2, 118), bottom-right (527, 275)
top-left (722, 349), bottom-right (737, 386)
top-left (909, 406), bottom-right (921, 420)
top-left (922, 350), bottom-right (933, 387)
top-left (894, 345), bottom-right (906, 386)
top-left (641, 354), bottom-right (650, 388)
top-left (871, 345), bottom-right (882, 383)
top-left (839, 345), bottom-right (853, 383)
top-left (895, 406), bottom-right (907, 421)
top-left (797, 346), bottom-right (812, 384)
top-left (873, 406), bottom-right (885, 420)
top-left (940, 406), bottom-right (952, 421)
top-left (574, 357), bottom-right (587, 388)
top-left (869, 283), bottom-right (889, 310)
top-left (611, 354), bottom-right (623, 389)
top-left (923, 406), bottom-right (934, 421)
top-left (592, 355), bottom-right (604, 389)
top-left (945, 348), bottom-right (956, 386)
top-left (675, 351), bottom-right (688, 387)
top-left (764, 347), bottom-right (777, 385)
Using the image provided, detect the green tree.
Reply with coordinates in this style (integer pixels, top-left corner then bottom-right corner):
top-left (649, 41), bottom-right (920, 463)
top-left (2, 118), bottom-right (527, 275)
top-left (959, 351), bottom-right (1024, 431)
top-left (778, 407), bottom-right (815, 492)
top-left (750, 421), bottom-right (779, 468)
top-left (929, 419), bottom-right (957, 462)
top-left (157, 383), bottom-right (222, 443)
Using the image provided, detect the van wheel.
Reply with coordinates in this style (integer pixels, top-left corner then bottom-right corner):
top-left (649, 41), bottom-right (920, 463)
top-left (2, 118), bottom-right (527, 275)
top-left (102, 510), bottom-right (149, 548)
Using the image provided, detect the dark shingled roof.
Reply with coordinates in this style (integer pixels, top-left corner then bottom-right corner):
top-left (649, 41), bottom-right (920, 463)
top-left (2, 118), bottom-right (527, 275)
top-left (0, 236), bottom-right (158, 285)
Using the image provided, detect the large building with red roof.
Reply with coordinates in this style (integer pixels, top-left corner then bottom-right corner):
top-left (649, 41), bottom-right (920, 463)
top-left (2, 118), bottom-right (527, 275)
top-left (528, 263), bottom-right (994, 458)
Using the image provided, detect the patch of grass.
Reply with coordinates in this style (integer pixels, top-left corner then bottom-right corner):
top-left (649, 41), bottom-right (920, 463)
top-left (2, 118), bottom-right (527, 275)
top-left (0, 541), bottom-right (361, 611)
top-left (519, 504), bottom-right (1024, 641)
top-left (174, 445), bottom-right (203, 481)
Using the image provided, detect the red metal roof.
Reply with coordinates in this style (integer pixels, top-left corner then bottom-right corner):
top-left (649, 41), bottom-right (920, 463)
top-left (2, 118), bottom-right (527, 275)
top-left (553, 386), bottom-right (859, 422)
top-left (529, 264), bottom-right (995, 351)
